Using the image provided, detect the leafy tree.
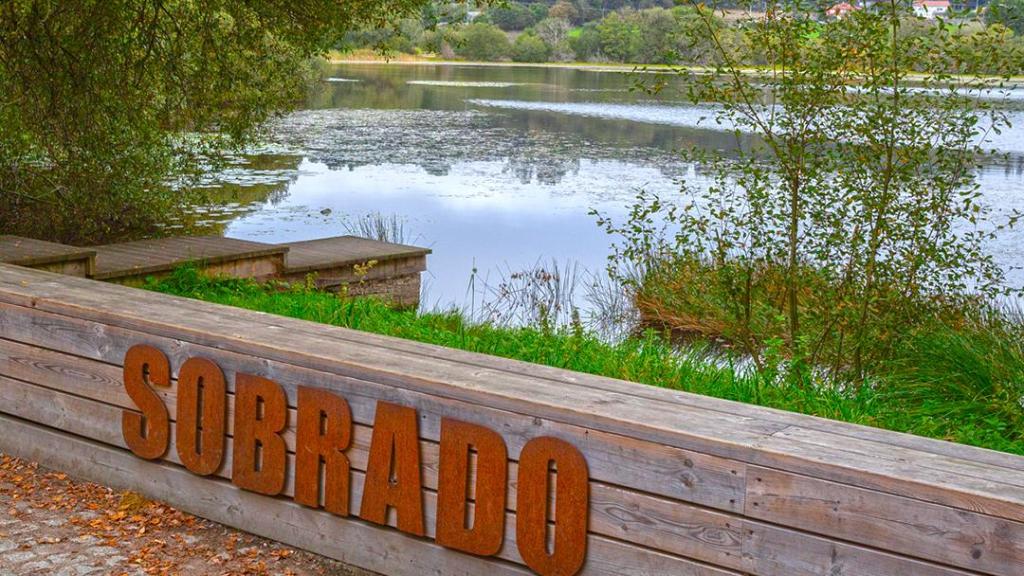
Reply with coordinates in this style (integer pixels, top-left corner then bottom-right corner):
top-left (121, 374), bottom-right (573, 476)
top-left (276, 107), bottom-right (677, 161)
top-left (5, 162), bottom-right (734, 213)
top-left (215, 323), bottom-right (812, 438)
top-left (598, 1), bottom-right (1024, 379)
top-left (512, 31), bottom-right (553, 61)
top-left (488, 3), bottom-right (542, 30)
top-left (671, 6), bottom-right (735, 65)
top-left (548, 0), bottom-right (580, 21)
top-left (0, 0), bottom-right (430, 244)
top-left (986, 0), bottom-right (1024, 35)
top-left (529, 3), bottom-right (552, 21)
top-left (632, 8), bottom-right (679, 63)
top-left (454, 22), bottom-right (512, 60)
top-left (570, 23), bottom-right (604, 60)
top-left (596, 11), bottom-right (643, 61)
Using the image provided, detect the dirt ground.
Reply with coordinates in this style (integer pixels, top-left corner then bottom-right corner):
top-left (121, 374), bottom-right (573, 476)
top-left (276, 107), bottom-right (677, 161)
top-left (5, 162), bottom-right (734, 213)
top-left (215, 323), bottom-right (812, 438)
top-left (0, 454), bottom-right (377, 576)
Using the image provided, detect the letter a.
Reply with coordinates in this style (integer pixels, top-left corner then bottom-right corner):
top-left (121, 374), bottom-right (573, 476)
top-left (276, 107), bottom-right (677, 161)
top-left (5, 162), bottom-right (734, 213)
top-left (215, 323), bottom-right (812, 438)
top-left (359, 401), bottom-right (425, 536)
top-left (435, 418), bottom-right (508, 556)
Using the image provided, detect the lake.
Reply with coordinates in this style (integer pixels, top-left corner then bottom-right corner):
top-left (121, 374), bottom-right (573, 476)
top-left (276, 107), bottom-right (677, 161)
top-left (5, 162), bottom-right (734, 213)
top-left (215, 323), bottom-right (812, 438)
top-left (190, 62), bottom-right (1024, 311)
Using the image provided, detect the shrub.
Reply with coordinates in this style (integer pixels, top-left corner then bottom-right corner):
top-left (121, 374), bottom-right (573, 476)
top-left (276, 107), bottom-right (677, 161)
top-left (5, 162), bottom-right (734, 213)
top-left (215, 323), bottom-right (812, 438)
top-left (488, 3), bottom-right (542, 31)
top-left (569, 23), bottom-right (603, 60)
top-left (453, 23), bottom-right (512, 61)
top-left (512, 32), bottom-right (553, 62)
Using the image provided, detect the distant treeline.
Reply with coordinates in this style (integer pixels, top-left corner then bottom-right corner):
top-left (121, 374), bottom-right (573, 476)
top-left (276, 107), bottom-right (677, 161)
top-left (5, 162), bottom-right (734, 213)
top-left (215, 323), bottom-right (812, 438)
top-left (340, 0), bottom-right (1024, 66)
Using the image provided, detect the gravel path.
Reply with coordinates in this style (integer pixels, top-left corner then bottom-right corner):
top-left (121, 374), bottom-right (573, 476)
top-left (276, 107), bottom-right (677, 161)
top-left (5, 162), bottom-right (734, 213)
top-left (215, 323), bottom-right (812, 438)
top-left (0, 454), bottom-right (377, 576)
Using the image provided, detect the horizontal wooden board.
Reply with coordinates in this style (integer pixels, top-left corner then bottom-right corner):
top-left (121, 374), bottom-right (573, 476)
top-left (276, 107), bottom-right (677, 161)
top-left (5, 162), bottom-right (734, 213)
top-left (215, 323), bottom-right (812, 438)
top-left (281, 235), bottom-right (431, 275)
top-left (746, 466), bottom-right (1024, 575)
top-left (0, 235), bottom-right (95, 269)
top-left (91, 236), bottom-right (289, 280)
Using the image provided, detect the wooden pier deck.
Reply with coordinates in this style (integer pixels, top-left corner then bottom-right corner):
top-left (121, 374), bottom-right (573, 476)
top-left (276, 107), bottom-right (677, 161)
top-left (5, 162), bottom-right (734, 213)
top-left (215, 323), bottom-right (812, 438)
top-left (91, 236), bottom-right (289, 281)
top-left (0, 234), bottom-right (430, 307)
top-left (0, 235), bottom-right (96, 277)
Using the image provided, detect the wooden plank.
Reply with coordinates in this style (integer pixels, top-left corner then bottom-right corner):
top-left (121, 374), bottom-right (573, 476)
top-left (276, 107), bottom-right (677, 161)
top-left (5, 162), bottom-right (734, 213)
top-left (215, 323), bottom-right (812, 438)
top-left (282, 235), bottom-right (431, 275)
top-left (0, 378), bottom-right (740, 576)
top-left (0, 373), bottom-right (987, 576)
top-left (92, 237), bottom-right (287, 280)
top-left (1, 267), bottom-right (1022, 524)
top-left (746, 466), bottom-right (1024, 576)
top-left (0, 235), bottom-right (95, 270)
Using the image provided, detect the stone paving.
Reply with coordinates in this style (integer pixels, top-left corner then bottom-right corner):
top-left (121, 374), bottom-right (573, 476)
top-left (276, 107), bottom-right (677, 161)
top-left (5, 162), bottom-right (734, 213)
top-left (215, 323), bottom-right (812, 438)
top-left (0, 454), bottom-right (377, 576)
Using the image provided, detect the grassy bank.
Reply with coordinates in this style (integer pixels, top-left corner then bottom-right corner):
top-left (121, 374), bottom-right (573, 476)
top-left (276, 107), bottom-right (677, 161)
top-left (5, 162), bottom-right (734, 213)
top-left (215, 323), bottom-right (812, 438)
top-left (147, 267), bottom-right (1024, 456)
top-left (326, 50), bottom-right (1024, 83)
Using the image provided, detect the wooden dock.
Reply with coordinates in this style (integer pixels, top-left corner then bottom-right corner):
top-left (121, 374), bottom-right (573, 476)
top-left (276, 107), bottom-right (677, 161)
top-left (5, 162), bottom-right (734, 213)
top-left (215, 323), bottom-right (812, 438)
top-left (0, 235), bottom-right (96, 277)
top-left (1, 234), bottom-right (430, 307)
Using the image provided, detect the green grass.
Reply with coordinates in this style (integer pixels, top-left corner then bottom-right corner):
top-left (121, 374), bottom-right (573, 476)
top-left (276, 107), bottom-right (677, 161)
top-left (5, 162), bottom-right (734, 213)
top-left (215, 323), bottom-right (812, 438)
top-left (146, 267), bottom-right (1024, 456)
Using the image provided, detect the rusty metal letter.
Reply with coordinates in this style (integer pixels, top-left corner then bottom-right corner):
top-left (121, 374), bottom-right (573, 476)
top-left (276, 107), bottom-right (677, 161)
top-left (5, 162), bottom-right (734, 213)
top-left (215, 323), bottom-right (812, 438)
top-left (295, 386), bottom-right (353, 516)
top-left (435, 418), bottom-right (508, 556)
top-left (122, 344), bottom-right (171, 460)
top-left (516, 436), bottom-right (589, 576)
top-left (358, 401), bottom-right (425, 536)
top-left (232, 373), bottom-right (288, 496)
top-left (175, 357), bottom-right (227, 476)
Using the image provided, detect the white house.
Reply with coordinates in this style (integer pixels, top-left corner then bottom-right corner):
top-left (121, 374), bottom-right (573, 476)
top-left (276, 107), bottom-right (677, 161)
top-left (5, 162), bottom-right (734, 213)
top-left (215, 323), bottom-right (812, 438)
top-left (913, 0), bottom-right (950, 18)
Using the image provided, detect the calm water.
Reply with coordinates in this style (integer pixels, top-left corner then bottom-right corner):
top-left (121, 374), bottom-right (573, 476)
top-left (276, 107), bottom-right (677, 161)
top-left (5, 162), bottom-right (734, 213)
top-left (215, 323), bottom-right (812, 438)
top-left (193, 63), bottom-right (1024, 309)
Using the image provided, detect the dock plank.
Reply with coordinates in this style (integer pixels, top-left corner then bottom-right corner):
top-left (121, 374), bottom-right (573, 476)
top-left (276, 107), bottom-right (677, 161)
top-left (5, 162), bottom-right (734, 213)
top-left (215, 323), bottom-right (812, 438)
top-left (282, 235), bottom-right (430, 275)
top-left (0, 235), bottom-right (95, 269)
top-left (92, 236), bottom-right (287, 280)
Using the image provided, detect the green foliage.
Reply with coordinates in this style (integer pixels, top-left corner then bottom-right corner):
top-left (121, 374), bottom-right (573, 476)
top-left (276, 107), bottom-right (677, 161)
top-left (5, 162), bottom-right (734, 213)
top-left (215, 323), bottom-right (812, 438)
top-left (597, 1), bottom-right (1024, 379)
top-left (487, 3), bottom-right (543, 30)
top-left (147, 266), bottom-right (1024, 455)
top-left (512, 32), bottom-right (553, 62)
top-left (0, 0), bottom-right (429, 243)
top-left (453, 22), bottom-right (512, 60)
top-left (986, 0), bottom-right (1024, 35)
top-left (588, 6), bottom-right (729, 64)
top-left (880, 308), bottom-right (1024, 449)
top-left (596, 11), bottom-right (643, 61)
top-left (569, 23), bottom-right (603, 60)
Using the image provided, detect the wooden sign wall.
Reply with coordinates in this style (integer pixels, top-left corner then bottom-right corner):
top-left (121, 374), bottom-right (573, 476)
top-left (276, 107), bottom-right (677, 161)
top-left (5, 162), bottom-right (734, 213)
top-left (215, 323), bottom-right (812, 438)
top-left (1, 262), bottom-right (1023, 576)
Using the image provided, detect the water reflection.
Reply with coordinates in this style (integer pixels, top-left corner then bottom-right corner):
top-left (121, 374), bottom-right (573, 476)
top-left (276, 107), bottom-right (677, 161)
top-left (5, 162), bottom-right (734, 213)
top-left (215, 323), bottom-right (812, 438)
top-left (189, 63), bottom-right (1024, 309)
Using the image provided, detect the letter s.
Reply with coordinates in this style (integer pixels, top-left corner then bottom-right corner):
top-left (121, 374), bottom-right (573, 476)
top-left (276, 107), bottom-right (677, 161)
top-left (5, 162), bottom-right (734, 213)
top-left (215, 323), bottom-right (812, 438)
top-left (122, 344), bottom-right (171, 460)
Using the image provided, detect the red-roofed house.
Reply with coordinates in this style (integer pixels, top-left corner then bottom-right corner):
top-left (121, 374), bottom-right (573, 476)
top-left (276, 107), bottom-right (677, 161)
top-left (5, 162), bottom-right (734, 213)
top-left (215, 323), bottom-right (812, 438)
top-left (826, 2), bottom-right (860, 18)
top-left (913, 0), bottom-right (950, 18)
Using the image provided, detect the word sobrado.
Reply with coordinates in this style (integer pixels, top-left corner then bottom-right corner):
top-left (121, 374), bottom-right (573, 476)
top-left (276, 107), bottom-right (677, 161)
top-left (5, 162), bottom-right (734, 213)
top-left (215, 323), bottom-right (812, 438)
top-left (120, 345), bottom-right (589, 576)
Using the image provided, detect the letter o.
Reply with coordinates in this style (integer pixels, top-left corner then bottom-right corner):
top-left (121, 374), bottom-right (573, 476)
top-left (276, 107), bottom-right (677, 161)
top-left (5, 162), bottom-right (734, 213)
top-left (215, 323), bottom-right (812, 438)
top-left (516, 436), bottom-right (589, 576)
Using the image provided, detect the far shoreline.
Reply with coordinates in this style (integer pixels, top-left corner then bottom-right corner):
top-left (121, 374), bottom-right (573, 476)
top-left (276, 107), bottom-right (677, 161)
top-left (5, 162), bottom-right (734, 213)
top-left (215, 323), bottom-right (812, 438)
top-left (325, 52), bottom-right (1024, 83)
